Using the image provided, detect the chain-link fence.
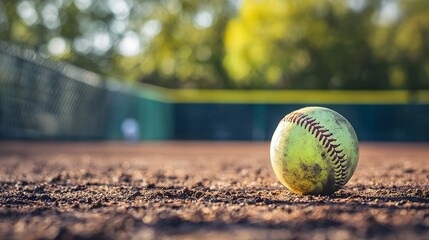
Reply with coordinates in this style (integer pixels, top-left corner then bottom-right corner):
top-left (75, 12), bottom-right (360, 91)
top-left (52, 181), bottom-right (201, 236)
top-left (0, 42), bottom-right (172, 140)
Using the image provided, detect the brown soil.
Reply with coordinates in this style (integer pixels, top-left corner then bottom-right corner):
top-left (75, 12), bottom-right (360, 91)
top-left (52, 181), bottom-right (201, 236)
top-left (0, 142), bottom-right (428, 240)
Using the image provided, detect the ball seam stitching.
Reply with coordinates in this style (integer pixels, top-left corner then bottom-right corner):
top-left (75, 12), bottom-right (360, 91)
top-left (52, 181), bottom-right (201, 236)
top-left (284, 111), bottom-right (348, 190)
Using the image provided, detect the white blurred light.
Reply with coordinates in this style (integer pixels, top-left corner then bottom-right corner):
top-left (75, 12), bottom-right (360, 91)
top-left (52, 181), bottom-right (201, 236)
top-left (118, 31), bottom-right (140, 56)
top-left (92, 31), bottom-right (112, 54)
top-left (73, 36), bottom-right (92, 54)
top-left (378, 0), bottom-right (400, 25)
top-left (121, 118), bottom-right (140, 142)
top-left (347, 0), bottom-right (367, 12)
top-left (74, 0), bottom-right (92, 11)
top-left (141, 19), bottom-right (162, 38)
top-left (42, 4), bottom-right (60, 29)
top-left (108, 0), bottom-right (131, 19)
top-left (17, 1), bottom-right (39, 26)
top-left (193, 10), bottom-right (214, 29)
top-left (110, 19), bottom-right (128, 34)
top-left (48, 37), bottom-right (67, 56)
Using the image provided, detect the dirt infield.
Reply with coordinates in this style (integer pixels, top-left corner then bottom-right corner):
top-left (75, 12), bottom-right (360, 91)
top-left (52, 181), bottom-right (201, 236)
top-left (0, 142), bottom-right (428, 239)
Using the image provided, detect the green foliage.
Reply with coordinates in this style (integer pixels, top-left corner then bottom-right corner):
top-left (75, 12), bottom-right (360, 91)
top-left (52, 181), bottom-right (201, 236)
top-left (371, 0), bottom-right (429, 90)
top-left (1, 0), bottom-right (428, 89)
top-left (224, 0), bottom-right (429, 89)
top-left (0, 0), bottom-right (235, 88)
top-left (113, 0), bottom-right (235, 88)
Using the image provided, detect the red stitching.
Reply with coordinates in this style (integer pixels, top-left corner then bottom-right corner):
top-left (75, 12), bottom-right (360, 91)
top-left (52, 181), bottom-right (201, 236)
top-left (285, 111), bottom-right (348, 189)
top-left (311, 125), bottom-right (321, 134)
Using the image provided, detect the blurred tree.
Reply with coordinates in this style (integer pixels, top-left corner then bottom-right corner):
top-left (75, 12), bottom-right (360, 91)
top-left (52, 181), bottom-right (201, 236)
top-left (0, 0), bottom-right (236, 88)
top-left (371, 0), bottom-right (429, 90)
top-left (112, 0), bottom-right (236, 88)
top-left (1, 0), bottom-right (428, 89)
top-left (1, 0), bottom-right (119, 73)
top-left (224, 0), bottom-right (390, 89)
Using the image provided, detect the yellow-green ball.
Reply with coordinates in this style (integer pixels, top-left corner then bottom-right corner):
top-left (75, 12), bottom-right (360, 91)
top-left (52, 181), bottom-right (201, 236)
top-left (270, 107), bottom-right (359, 195)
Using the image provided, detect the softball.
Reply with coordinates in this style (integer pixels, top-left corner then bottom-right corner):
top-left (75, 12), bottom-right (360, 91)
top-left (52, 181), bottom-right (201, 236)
top-left (270, 107), bottom-right (359, 195)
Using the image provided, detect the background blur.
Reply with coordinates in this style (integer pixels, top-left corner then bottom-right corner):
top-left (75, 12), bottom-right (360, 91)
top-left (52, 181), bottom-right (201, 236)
top-left (0, 0), bottom-right (428, 141)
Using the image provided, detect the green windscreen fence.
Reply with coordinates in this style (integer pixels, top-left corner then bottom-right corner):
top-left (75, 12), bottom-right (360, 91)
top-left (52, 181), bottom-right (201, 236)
top-left (2, 42), bottom-right (429, 141)
top-left (0, 42), bottom-right (172, 140)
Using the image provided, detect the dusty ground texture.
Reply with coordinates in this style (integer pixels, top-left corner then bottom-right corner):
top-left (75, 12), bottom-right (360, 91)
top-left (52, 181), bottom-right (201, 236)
top-left (0, 142), bottom-right (428, 240)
